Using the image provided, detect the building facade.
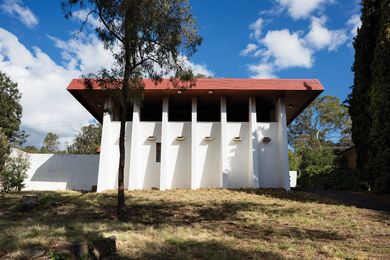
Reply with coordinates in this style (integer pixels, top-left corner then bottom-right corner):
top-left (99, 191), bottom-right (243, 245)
top-left (68, 78), bottom-right (323, 192)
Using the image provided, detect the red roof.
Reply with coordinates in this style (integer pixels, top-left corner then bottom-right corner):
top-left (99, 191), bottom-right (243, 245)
top-left (67, 78), bottom-right (324, 124)
top-left (67, 78), bottom-right (324, 92)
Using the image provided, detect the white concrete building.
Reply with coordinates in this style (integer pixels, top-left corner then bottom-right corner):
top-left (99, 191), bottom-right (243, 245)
top-left (68, 78), bottom-right (323, 192)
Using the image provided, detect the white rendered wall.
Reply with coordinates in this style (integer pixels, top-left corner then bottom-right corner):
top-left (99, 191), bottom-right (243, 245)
top-left (196, 122), bottom-right (221, 188)
top-left (96, 119), bottom-right (122, 192)
top-left (24, 154), bottom-right (99, 191)
top-left (275, 97), bottom-right (290, 190)
top-left (166, 122), bottom-right (191, 189)
top-left (224, 123), bottom-right (250, 188)
top-left (137, 122), bottom-right (161, 189)
top-left (289, 171), bottom-right (297, 188)
top-left (256, 123), bottom-right (280, 188)
top-left (95, 96), bottom-right (291, 191)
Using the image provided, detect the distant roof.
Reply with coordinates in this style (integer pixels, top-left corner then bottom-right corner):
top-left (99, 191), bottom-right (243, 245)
top-left (67, 78), bottom-right (324, 124)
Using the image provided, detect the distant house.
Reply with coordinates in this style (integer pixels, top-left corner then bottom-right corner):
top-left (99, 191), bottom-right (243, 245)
top-left (339, 147), bottom-right (357, 170)
top-left (67, 78), bottom-right (323, 192)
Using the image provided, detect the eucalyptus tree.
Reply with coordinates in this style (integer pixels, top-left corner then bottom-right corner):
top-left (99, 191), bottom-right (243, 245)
top-left (69, 124), bottom-right (102, 154)
top-left (62, 0), bottom-right (202, 216)
top-left (0, 71), bottom-right (27, 146)
top-left (288, 95), bottom-right (352, 149)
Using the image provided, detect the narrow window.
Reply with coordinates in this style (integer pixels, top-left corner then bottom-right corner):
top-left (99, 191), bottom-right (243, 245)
top-left (156, 142), bottom-right (161, 163)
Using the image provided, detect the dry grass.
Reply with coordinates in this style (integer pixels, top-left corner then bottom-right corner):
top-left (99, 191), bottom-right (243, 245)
top-left (0, 189), bottom-right (389, 259)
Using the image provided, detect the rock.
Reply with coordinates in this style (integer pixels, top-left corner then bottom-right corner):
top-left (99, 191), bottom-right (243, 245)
top-left (22, 195), bottom-right (38, 209)
top-left (23, 248), bottom-right (45, 259)
top-left (93, 236), bottom-right (118, 257)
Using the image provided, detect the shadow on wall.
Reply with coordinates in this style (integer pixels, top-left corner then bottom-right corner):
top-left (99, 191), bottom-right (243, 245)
top-left (28, 154), bottom-right (100, 191)
top-left (171, 123), bottom-right (191, 189)
top-left (200, 123), bottom-right (220, 188)
top-left (227, 124), bottom-right (249, 188)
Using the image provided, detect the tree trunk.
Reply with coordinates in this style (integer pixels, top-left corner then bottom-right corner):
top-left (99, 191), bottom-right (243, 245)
top-left (117, 100), bottom-right (128, 218)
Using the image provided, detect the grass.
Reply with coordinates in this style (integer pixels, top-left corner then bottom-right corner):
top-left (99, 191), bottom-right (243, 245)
top-left (0, 189), bottom-right (389, 259)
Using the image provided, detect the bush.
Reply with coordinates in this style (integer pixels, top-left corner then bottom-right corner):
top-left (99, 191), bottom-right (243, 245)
top-left (298, 166), bottom-right (360, 191)
top-left (0, 129), bottom-right (10, 174)
top-left (324, 168), bottom-right (360, 190)
top-left (298, 165), bottom-right (334, 189)
top-left (0, 150), bottom-right (30, 192)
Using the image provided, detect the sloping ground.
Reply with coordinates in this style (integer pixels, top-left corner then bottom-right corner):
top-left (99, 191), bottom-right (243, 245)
top-left (0, 189), bottom-right (389, 259)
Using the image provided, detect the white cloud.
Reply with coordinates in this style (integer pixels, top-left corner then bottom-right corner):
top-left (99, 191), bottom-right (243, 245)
top-left (275, 0), bottom-right (333, 20)
top-left (240, 43), bottom-right (258, 56)
top-left (0, 28), bottom-right (92, 147)
top-left (262, 29), bottom-right (313, 69)
top-left (249, 18), bottom-right (263, 40)
top-left (0, 27), bottom-right (214, 147)
top-left (1, 0), bottom-right (38, 28)
top-left (248, 62), bottom-right (277, 78)
top-left (347, 14), bottom-right (362, 37)
top-left (48, 33), bottom-right (115, 73)
top-left (243, 29), bottom-right (312, 78)
top-left (72, 9), bottom-right (102, 29)
top-left (305, 16), bottom-right (348, 51)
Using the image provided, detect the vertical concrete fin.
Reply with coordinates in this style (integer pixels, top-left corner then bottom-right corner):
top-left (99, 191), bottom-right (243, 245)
top-left (191, 97), bottom-right (198, 189)
top-left (249, 97), bottom-right (259, 188)
top-left (276, 97), bottom-right (290, 190)
top-left (160, 97), bottom-right (169, 190)
top-left (128, 102), bottom-right (140, 190)
top-left (220, 97), bottom-right (227, 188)
top-left (97, 98), bottom-right (114, 192)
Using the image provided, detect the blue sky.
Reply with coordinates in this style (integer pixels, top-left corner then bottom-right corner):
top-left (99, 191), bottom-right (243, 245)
top-left (0, 0), bottom-right (361, 147)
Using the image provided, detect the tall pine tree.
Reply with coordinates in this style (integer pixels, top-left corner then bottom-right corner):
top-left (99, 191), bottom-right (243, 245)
top-left (349, 0), bottom-right (390, 193)
top-left (348, 0), bottom-right (381, 188)
top-left (368, 0), bottom-right (390, 193)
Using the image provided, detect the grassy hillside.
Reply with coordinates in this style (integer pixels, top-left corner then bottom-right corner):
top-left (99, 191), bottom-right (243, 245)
top-left (0, 189), bottom-right (389, 259)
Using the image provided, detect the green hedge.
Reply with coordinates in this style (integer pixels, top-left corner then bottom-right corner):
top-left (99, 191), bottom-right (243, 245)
top-left (298, 166), bottom-right (360, 191)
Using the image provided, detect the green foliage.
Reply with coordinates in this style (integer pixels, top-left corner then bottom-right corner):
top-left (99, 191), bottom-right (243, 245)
top-left (288, 150), bottom-right (301, 171)
top-left (300, 146), bottom-right (334, 171)
top-left (23, 146), bottom-right (40, 153)
top-left (0, 71), bottom-right (27, 145)
top-left (288, 95), bottom-right (352, 148)
top-left (298, 166), bottom-right (360, 191)
top-left (298, 165), bottom-right (335, 189)
top-left (366, 0), bottom-right (390, 193)
top-left (41, 132), bottom-right (60, 153)
top-left (0, 150), bottom-right (30, 192)
top-left (0, 129), bottom-right (10, 175)
top-left (69, 124), bottom-right (102, 154)
top-left (348, 0), bottom-right (390, 193)
top-left (288, 95), bottom-right (358, 190)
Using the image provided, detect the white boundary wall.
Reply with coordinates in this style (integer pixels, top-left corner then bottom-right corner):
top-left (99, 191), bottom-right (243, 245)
top-left (96, 96), bottom-right (290, 191)
top-left (24, 154), bottom-right (99, 191)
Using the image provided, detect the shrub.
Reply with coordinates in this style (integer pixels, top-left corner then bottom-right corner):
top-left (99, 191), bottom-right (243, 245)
top-left (298, 165), bottom-right (334, 189)
top-left (0, 150), bottom-right (30, 192)
top-left (0, 129), bottom-right (10, 174)
top-left (298, 166), bottom-right (361, 191)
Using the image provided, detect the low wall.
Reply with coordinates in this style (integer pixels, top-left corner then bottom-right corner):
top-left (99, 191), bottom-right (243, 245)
top-left (289, 171), bottom-right (297, 188)
top-left (24, 154), bottom-right (100, 191)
